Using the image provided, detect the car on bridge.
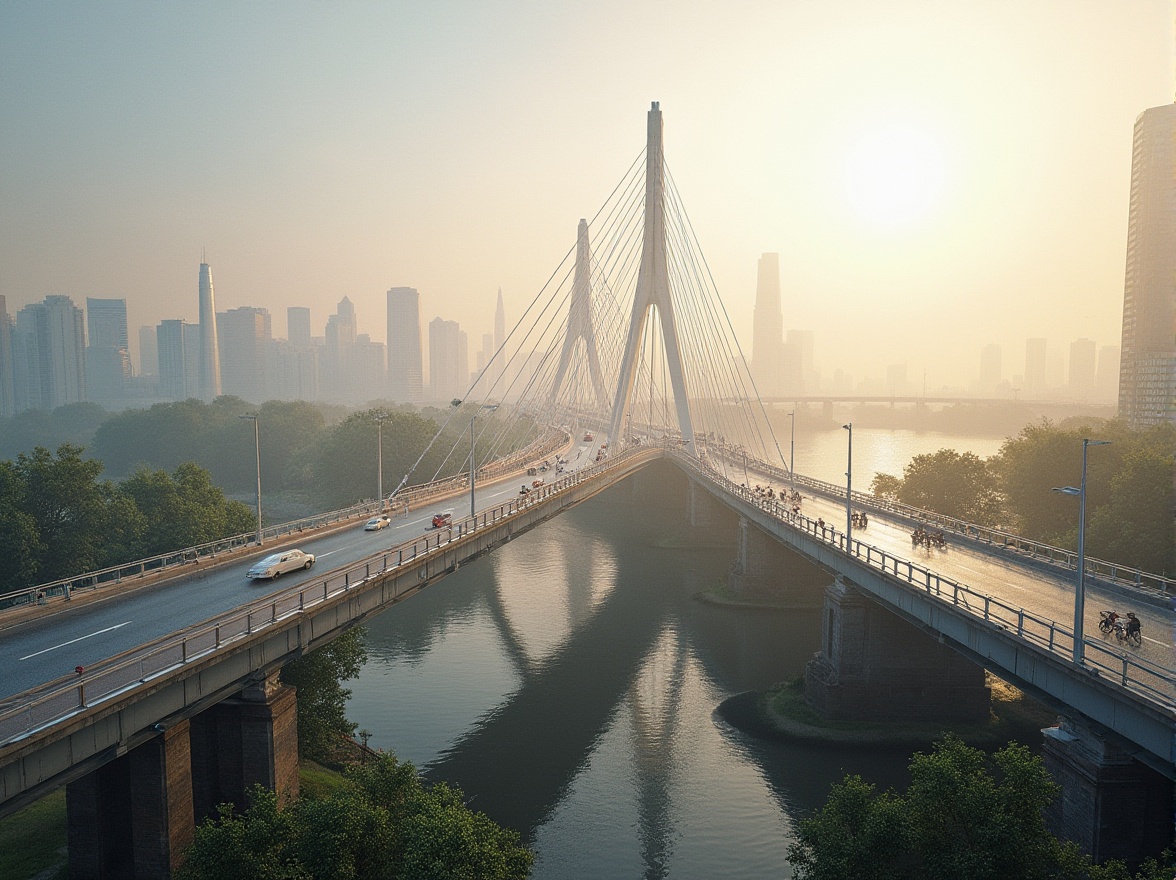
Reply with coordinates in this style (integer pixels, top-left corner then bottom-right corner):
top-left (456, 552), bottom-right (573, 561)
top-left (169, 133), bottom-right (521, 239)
top-left (364, 515), bottom-right (392, 531)
top-left (430, 512), bottom-right (453, 529)
top-left (246, 549), bottom-right (316, 580)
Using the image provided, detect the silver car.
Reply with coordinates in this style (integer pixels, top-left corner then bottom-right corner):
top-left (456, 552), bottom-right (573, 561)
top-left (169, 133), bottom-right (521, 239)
top-left (364, 515), bottom-right (392, 531)
top-left (247, 549), bottom-right (315, 580)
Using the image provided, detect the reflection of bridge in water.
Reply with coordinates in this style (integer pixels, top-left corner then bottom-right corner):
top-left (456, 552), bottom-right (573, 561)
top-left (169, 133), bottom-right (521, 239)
top-left (0, 100), bottom-right (1172, 875)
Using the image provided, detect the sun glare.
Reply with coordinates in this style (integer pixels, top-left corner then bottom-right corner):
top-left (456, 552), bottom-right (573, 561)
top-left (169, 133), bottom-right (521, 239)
top-left (844, 125), bottom-right (947, 230)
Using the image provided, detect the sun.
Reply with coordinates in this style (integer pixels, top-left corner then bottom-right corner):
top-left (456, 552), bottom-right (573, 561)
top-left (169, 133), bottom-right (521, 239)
top-left (843, 124), bottom-right (947, 230)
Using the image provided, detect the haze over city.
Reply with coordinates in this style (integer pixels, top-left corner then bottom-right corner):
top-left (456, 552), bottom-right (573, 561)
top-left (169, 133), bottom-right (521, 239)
top-left (1, 1), bottom-right (1174, 393)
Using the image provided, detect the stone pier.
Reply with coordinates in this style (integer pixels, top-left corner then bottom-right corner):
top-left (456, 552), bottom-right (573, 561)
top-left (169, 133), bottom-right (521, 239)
top-left (804, 577), bottom-right (990, 723)
top-left (728, 515), bottom-right (830, 606)
top-left (1042, 717), bottom-right (1173, 865)
top-left (65, 672), bottom-right (298, 879)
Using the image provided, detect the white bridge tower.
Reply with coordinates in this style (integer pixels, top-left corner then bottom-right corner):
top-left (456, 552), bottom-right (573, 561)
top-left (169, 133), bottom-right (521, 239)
top-left (550, 219), bottom-right (608, 409)
top-left (608, 102), bottom-right (696, 456)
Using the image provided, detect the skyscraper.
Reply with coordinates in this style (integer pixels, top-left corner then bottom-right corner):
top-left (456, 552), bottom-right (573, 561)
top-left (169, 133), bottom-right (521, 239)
top-left (387, 287), bottom-right (423, 402)
top-left (0, 296), bottom-right (14, 417)
top-left (198, 260), bottom-right (222, 401)
top-left (13, 295), bottom-right (86, 412)
top-left (324, 296), bottom-right (357, 401)
top-left (1068, 338), bottom-right (1097, 399)
top-left (979, 344), bottom-right (1002, 394)
top-left (138, 325), bottom-right (158, 377)
top-left (752, 253), bottom-right (783, 396)
top-left (287, 307), bottom-right (312, 350)
top-left (218, 306), bottom-right (272, 403)
top-left (1024, 338), bottom-right (1048, 397)
top-left (1118, 102), bottom-right (1176, 426)
top-left (429, 317), bottom-right (462, 403)
top-left (157, 319), bottom-right (200, 401)
top-left (85, 297), bottom-right (131, 404)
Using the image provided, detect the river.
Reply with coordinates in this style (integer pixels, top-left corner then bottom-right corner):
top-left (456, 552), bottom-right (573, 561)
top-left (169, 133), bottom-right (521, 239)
top-left (345, 429), bottom-right (1009, 878)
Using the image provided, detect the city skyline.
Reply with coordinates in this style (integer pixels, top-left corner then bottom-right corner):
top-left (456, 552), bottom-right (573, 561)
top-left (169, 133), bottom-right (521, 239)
top-left (2, 3), bottom-right (1173, 394)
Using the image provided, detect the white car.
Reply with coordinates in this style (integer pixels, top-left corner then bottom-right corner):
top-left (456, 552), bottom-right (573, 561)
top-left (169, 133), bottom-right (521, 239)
top-left (364, 515), bottom-right (392, 531)
top-left (247, 549), bottom-right (316, 580)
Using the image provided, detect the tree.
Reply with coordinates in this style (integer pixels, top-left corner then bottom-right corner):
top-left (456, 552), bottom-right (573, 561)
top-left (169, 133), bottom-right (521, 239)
top-left (870, 472), bottom-right (903, 500)
top-left (177, 753), bottom-right (533, 880)
top-left (12, 444), bottom-right (144, 581)
top-left (0, 460), bottom-right (42, 587)
top-left (894, 449), bottom-right (1002, 525)
top-left (119, 462), bottom-right (256, 557)
top-left (789, 736), bottom-right (1093, 880)
top-left (281, 629), bottom-right (369, 762)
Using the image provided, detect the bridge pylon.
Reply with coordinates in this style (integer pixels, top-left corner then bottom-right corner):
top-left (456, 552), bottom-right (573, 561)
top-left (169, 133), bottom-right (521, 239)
top-left (549, 219), bottom-right (608, 410)
top-left (608, 102), bottom-right (696, 456)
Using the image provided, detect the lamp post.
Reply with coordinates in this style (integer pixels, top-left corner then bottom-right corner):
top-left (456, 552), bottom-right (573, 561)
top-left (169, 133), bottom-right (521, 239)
top-left (1052, 438), bottom-right (1110, 665)
top-left (842, 423), bottom-right (853, 546)
top-left (374, 412), bottom-right (387, 510)
top-left (468, 403), bottom-right (498, 520)
top-left (239, 414), bottom-right (262, 545)
top-left (788, 410), bottom-right (796, 490)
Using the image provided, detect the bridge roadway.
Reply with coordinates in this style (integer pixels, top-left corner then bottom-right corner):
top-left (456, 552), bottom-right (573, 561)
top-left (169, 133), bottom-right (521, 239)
top-left (734, 471), bottom-right (1175, 674)
top-left (0, 439), bottom-right (608, 703)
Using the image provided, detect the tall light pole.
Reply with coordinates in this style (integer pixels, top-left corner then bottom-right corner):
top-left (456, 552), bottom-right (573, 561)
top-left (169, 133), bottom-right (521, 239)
top-left (1053, 438), bottom-right (1110, 665)
top-left (468, 403), bottom-right (498, 520)
top-left (374, 411), bottom-right (387, 510)
top-left (788, 410), bottom-right (796, 491)
top-left (842, 422), bottom-right (853, 546)
top-left (239, 414), bottom-right (262, 545)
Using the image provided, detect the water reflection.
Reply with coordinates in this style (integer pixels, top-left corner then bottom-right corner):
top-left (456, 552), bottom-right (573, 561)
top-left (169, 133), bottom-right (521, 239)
top-left (348, 480), bottom-right (920, 878)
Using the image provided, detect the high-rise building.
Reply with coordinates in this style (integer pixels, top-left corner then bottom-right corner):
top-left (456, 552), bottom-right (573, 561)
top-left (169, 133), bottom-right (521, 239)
top-left (138, 325), bottom-right (158, 377)
top-left (198, 261), bottom-right (222, 401)
top-left (1024, 338), bottom-right (1048, 397)
top-left (85, 297), bottom-right (131, 404)
top-left (979, 344), bottom-right (1002, 394)
top-left (387, 287), bottom-right (423, 402)
top-left (218, 306), bottom-right (272, 403)
top-left (324, 296), bottom-right (357, 401)
top-left (1119, 103), bottom-right (1176, 426)
top-left (494, 288), bottom-right (506, 383)
top-left (353, 334), bottom-right (387, 403)
top-left (157, 319), bottom-right (200, 401)
top-left (477, 332), bottom-right (494, 375)
top-left (1068, 338), bottom-right (1097, 399)
top-left (288, 307), bottom-right (312, 350)
top-left (429, 317), bottom-right (462, 403)
top-left (751, 253), bottom-right (783, 396)
top-left (0, 296), bottom-right (14, 417)
top-left (1096, 345), bottom-right (1120, 404)
top-left (12, 295), bottom-right (86, 412)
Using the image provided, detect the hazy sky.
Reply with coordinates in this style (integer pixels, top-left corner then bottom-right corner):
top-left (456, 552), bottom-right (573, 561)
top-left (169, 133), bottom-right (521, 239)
top-left (2, 1), bottom-right (1173, 390)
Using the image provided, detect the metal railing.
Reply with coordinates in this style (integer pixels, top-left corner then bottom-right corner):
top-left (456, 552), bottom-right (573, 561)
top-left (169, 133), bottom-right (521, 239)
top-left (676, 449), bottom-right (1176, 711)
top-left (711, 447), bottom-right (1176, 597)
top-left (0, 444), bottom-right (649, 748)
top-left (0, 428), bottom-right (570, 614)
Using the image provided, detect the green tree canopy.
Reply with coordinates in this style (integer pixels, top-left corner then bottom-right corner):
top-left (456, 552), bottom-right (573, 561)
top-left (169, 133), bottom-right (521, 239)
top-left (281, 629), bottom-right (368, 762)
top-left (887, 449), bottom-right (1002, 525)
top-left (177, 753), bottom-right (533, 880)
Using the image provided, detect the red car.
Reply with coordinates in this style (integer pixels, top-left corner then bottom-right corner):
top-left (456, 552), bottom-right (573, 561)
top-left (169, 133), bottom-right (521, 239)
top-left (431, 512), bottom-right (452, 529)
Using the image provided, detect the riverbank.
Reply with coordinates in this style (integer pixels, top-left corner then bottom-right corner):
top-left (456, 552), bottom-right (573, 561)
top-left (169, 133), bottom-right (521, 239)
top-left (718, 674), bottom-right (1058, 749)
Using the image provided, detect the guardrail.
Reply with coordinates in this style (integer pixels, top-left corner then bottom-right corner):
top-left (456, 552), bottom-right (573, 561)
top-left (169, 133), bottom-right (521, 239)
top-left (0, 428), bottom-right (569, 615)
top-left (0, 443), bottom-right (649, 749)
top-left (710, 447), bottom-right (1176, 598)
top-left (676, 449), bottom-right (1176, 712)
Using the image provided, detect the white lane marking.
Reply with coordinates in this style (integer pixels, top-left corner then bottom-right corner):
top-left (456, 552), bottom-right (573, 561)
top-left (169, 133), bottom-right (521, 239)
top-left (20, 621), bottom-right (133, 661)
top-left (317, 547), bottom-right (353, 558)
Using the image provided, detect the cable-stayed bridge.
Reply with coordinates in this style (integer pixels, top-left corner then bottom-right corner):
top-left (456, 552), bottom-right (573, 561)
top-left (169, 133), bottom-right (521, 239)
top-left (1, 103), bottom-right (1173, 875)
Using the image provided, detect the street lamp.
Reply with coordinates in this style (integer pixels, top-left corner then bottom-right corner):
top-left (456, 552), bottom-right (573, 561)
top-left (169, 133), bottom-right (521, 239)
top-left (239, 414), bottom-right (262, 545)
top-left (374, 411), bottom-right (387, 510)
top-left (465, 403), bottom-right (499, 520)
top-left (788, 410), bottom-right (796, 491)
top-left (1052, 438), bottom-right (1110, 665)
top-left (842, 422), bottom-right (853, 546)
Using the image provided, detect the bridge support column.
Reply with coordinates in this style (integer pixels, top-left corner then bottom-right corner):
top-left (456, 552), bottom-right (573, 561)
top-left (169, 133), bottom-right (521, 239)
top-left (190, 671), bottom-right (299, 820)
top-left (728, 516), bottom-right (830, 605)
top-left (805, 578), bottom-right (989, 722)
top-left (66, 720), bottom-right (195, 879)
top-left (1041, 717), bottom-right (1173, 864)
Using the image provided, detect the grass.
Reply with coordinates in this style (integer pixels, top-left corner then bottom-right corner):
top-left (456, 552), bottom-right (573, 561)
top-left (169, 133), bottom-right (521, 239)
top-left (299, 759), bottom-right (350, 800)
top-left (0, 789), bottom-right (69, 880)
top-left (765, 673), bottom-right (1058, 745)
